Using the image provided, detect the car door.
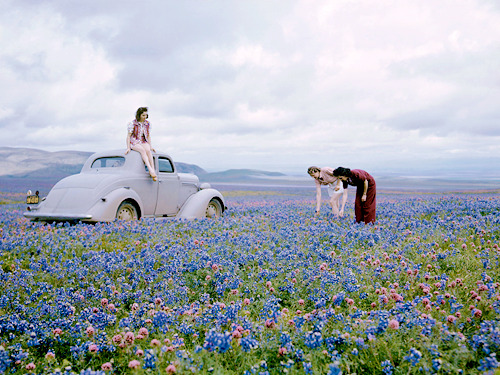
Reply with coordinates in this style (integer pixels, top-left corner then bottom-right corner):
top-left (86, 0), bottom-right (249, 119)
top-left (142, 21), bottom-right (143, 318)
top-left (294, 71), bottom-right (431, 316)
top-left (155, 156), bottom-right (180, 216)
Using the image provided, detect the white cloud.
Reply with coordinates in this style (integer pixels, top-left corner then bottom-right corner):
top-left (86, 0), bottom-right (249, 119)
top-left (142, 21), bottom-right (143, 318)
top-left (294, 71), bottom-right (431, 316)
top-left (1, 0), bottom-right (499, 176)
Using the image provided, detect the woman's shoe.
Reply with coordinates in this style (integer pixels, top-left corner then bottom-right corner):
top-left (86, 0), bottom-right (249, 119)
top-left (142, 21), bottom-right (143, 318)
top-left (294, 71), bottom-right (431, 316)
top-left (151, 174), bottom-right (157, 181)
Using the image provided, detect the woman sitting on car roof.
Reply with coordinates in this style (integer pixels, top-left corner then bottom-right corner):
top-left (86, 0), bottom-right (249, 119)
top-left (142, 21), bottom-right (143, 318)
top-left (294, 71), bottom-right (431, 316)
top-left (125, 107), bottom-right (157, 181)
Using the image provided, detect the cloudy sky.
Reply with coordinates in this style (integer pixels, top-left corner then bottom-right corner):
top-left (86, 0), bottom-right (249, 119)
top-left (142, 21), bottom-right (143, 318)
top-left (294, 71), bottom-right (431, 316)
top-left (1, 0), bottom-right (499, 176)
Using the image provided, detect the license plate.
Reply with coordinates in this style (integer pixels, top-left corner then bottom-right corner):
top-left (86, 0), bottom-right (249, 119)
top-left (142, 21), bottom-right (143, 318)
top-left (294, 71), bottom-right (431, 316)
top-left (27, 195), bottom-right (40, 204)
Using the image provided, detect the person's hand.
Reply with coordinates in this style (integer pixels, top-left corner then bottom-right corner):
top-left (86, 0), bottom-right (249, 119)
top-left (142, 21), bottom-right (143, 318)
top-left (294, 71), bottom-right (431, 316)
top-left (125, 148), bottom-right (131, 155)
top-left (334, 187), bottom-right (340, 191)
top-left (362, 194), bottom-right (367, 202)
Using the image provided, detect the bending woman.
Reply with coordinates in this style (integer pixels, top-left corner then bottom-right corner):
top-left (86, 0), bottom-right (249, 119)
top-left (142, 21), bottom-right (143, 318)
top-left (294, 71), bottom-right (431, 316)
top-left (307, 166), bottom-right (348, 217)
top-left (333, 167), bottom-right (376, 224)
top-left (126, 107), bottom-right (157, 181)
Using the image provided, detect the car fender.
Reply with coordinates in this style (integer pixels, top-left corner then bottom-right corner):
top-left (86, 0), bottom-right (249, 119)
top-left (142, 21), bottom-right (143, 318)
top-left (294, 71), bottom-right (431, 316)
top-left (176, 189), bottom-right (225, 220)
top-left (86, 187), bottom-right (144, 222)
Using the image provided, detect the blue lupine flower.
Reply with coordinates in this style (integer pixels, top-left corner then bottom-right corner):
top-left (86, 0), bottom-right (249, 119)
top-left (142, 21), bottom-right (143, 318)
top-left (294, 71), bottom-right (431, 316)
top-left (304, 331), bottom-right (323, 349)
top-left (303, 362), bottom-right (313, 374)
top-left (0, 348), bottom-right (12, 374)
top-left (478, 353), bottom-right (499, 372)
top-left (203, 329), bottom-right (232, 353)
top-left (327, 361), bottom-right (342, 375)
top-left (404, 347), bottom-right (422, 365)
top-left (142, 349), bottom-right (156, 369)
top-left (381, 360), bottom-right (393, 375)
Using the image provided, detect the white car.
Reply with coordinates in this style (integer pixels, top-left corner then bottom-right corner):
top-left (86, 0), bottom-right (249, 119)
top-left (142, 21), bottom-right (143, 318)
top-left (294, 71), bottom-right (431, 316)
top-left (23, 150), bottom-right (225, 222)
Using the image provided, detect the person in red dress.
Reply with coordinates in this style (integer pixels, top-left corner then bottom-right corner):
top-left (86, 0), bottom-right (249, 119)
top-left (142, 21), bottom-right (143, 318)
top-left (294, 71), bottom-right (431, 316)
top-left (333, 167), bottom-right (376, 224)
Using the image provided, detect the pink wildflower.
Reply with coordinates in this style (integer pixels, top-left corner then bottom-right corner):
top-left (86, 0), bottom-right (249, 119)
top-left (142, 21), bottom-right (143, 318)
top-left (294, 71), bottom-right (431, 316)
top-left (388, 319), bottom-right (400, 329)
top-left (128, 360), bottom-right (140, 369)
top-left (138, 327), bottom-right (149, 337)
top-left (265, 319), bottom-right (276, 329)
top-left (112, 334), bottom-right (123, 344)
top-left (45, 352), bottom-right (55, 361)
top-left (124, 331), bottom-right (135, 344)
top-left (86, 326), bottom-right (95, 337)
top-left (232, 330), bottom-right (242, 339)
top-left (101, 362), bottom-right (112, 371)
top-left (26, 363), bottom-right (35, 371)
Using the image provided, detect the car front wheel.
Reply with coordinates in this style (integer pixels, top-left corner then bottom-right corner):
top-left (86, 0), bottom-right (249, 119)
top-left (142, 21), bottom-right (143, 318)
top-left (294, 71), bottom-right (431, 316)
top-left (205, 198), bottom-right (222, 218)
top-left (116, 201), bottom-right (138, 221)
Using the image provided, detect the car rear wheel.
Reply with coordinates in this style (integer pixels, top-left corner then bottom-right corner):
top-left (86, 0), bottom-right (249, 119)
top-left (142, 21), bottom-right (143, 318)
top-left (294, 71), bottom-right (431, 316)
top-left (116, 201), bottom-right (138, 221)
top-left (205, 198), bottom-right (222, 218)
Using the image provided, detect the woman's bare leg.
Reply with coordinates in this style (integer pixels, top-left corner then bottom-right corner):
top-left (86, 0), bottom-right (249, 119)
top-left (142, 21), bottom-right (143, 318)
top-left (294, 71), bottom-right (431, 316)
top-left (142, 143), bottom-right (155, 171)
top-left (330, 196), bottom-right (340, 216)
top-left (131, 144), bottom-right (156, 179)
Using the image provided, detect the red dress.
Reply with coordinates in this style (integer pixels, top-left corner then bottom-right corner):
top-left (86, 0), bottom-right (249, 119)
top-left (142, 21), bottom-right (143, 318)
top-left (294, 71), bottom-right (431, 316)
top-left (346, 169), bottom-right (376, 224)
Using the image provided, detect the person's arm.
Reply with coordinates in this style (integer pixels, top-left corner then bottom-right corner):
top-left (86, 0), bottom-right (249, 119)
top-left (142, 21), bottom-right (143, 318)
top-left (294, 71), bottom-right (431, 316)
top-left (334, 178), bottom-right (341, 191)
top-left (339, 188), bottom-right (348, 216)
top-left (125, 133), bottom-right (131, 154)
top-left (315, 183), bottom-right (321, 215)
top-left (362, 179), bottom-right (368, 201)
top-left (147, 126), bottom-right (155, 152)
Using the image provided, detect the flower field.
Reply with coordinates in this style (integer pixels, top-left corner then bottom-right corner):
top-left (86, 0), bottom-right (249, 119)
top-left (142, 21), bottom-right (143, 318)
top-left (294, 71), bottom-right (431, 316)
top-left (1, 189), bottom-right (500, 374)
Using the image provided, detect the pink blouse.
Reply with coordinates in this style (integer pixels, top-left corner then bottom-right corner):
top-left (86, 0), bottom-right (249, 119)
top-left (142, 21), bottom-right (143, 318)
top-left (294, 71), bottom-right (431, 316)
top-left (127, 120), bottom-right (150, 146)
top-left (314, 167), bottom-right (339, 187)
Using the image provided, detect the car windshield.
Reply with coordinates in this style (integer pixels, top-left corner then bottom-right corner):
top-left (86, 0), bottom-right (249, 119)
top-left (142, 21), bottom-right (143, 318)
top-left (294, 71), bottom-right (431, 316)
top-left (91, 157), bottom-right (125, 168)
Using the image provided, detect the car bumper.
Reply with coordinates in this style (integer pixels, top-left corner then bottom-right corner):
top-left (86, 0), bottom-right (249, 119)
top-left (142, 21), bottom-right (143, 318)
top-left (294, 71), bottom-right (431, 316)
top-left (23, 212), bottom-right (93, 221)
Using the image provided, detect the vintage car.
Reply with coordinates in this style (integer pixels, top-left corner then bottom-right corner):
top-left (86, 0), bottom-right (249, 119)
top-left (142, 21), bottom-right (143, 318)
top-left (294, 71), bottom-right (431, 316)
top-left (23, 150), bottom-right (225, 222)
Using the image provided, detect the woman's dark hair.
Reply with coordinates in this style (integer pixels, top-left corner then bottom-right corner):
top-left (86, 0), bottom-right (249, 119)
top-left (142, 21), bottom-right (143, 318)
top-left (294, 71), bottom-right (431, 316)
top-left (333, 167), bottom-right (351, 177)
top-left (307, 166), bottom-right (321, 176)
top-left (135, 107), bottom-right (149, 121)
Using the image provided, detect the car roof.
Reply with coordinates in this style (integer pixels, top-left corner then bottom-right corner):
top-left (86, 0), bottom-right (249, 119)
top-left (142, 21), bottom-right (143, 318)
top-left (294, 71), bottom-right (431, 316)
top-left (88, 149), bottom-right (172, 159)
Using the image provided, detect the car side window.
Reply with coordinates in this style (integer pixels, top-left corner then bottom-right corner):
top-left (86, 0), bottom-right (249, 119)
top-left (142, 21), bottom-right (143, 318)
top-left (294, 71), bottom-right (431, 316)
top-left (158, 157), bottom-right (174, 173)
top-left (91, 157), bottom-right (125, 168)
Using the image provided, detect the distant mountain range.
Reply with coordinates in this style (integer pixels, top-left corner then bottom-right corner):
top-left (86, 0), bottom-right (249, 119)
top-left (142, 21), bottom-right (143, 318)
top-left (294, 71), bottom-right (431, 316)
top-left (0, 147), bottom-right (289, 193)
top-left (1, 147), bottom-right (499, 194)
